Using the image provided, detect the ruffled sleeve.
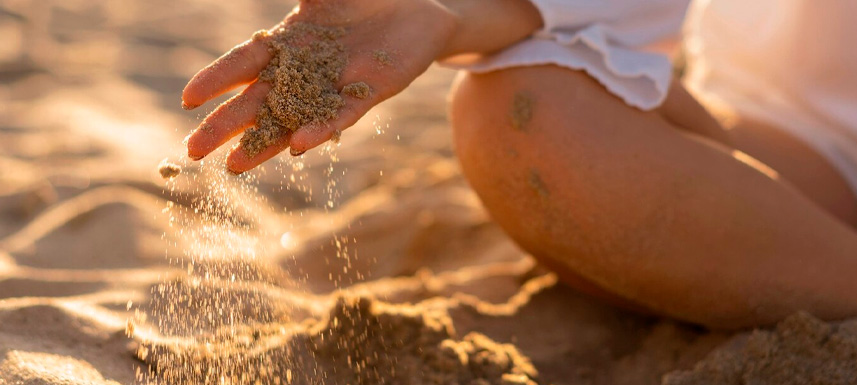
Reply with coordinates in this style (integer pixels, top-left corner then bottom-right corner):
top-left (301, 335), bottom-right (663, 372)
top-left (441, 0), bottom-right (691, 110)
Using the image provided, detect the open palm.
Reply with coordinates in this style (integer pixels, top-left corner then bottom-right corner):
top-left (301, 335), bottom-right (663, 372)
top-left (182, 0), bottom-right (456, 173)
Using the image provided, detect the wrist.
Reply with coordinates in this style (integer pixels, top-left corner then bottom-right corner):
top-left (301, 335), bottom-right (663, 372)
top-left (434, 0), bottom-right (471, 58)
top-left (435, 0), bottom-right (543, 58)
top-left (430, 0), bottom-right (467, 59)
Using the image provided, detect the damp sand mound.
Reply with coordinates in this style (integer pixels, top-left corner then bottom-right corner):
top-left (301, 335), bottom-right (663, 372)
top-left (0, 351), bottom-right (121, 385)
top-left (146, 296), bottom-right (538, 385)
top-left (241, 24), bottom-right (346, 157)
top-left (665, 312), bottom-right (857, 385)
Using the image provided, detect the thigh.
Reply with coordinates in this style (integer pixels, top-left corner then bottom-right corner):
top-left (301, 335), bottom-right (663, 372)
top-left (655, 81), bottom-right (857, 227)
top-left (728, 116), bottom-right (857, 227)
top-left (449, 65), bottom-right (857, 328)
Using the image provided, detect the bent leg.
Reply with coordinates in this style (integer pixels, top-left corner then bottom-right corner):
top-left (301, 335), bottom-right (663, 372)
top-left (727, 115), bottom-right (857, 226)
top-left (655, 81), bottom-right (857, 226)
top-left (448, 65), bottom-right (857, 329)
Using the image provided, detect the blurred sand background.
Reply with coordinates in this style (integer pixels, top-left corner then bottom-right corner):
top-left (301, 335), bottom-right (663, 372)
top-left (2, 1), bottom-right (857, 384)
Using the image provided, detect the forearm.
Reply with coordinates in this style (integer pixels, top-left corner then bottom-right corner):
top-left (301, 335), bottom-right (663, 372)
top-left (437, 0), bottom-right (543, 58)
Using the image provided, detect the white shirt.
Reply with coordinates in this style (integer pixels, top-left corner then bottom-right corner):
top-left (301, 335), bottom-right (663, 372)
top-left (443, 0), bottom-right (691, 110)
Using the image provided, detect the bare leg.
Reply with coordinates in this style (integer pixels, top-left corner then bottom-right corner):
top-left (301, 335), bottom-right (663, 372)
top-left (728, 116), bottom-right (857, 226)
top-left (448, 65), bottom-right (857, 329)
top-left (655, 81), bottom-right (857, 226)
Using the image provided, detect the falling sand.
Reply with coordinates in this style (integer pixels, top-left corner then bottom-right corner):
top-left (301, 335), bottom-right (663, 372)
top-left (240, 23), bottom-right (348, 157)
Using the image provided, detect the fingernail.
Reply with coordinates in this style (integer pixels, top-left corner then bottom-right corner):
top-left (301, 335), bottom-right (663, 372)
top-left (290, 148), bottom-right (306, 156)
top-left (181, 101), bottom-right (196, 110)
top-left (227, 168), bottom-right (243, 176)
top-left (188, 153), bottom-right (205, 161)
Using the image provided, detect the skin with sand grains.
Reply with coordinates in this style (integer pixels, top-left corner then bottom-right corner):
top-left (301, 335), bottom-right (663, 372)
top-left (181, 0), bottom-right (459, 173)
top-left (180, 0), bottom-right (543, 173)
top-left (241, 24), bottom-right (347, 158)
top-left (178, 0), bottom-right (857, 330)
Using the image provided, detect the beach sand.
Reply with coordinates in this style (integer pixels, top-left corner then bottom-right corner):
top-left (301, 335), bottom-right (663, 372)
top-left (2, 0), bottom-right (857, 384)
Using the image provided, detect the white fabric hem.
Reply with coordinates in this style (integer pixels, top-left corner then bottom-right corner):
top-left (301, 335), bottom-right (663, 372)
top-left (439, 0), bottom-right (685, 111)
top-left (441, 35), bottom-right (672, 110)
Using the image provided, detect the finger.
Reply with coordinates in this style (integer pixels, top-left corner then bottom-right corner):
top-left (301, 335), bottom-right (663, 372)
top-left (226, 131), bottom-right (293, 174)
top-left (182, 33), bottom-right (273, 109)
top-left (288, 94), bottom-right (376, 153)
top-left (289, 83), bottom-right (378, 153)
top-left (289, 48), bottom-right (411, 152)
top-left (186, 81), bottom-right (271, 160)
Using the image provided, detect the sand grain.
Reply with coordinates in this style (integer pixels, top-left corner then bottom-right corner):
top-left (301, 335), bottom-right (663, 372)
top-left (373, 49), bottom-right (393, 66)
top-left (343, 82), bottom-right (371, 99)
top-left (158, 160), bottom-right (182, 179)
top-left (511, 93), bottom-right (533, 131)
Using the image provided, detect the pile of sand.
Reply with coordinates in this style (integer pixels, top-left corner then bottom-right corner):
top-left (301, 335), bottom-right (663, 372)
top-left (241, 22), bottom-right (377, 156)
top-left (666, 312), bottom-right (857, 385)
top-left (145, 296), bottom-right (537, 385)
top-left (241, 23), bottom-right (346, 156)
top-left (295, 297), bottom-right (537, 385)
top-left (0, 351), bottom-right (121, 385)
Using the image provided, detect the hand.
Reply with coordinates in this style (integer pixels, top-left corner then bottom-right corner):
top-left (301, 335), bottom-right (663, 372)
top-left (182, 0), bottom-right (457, 173)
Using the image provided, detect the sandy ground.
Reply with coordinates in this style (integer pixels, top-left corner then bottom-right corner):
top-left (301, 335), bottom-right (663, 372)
top-left (2, 1), bottom-right (857, 384)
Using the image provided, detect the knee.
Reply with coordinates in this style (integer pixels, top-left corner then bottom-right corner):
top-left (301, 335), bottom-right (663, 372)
top-left (447, 67), bottom-right (668, 311)
top-left (446, 67), bottom-right (613, 255)
top-left (448, 70), bottom-right (515, 165)
top-left (449, 66), bottom-right (586, 155)
top-left (448, 66), bottom-right (591, 191)
top-left (446, 65), bottom-right (678, 261)
top-left (448, 71), bottom-right (504, 180)
top-left (448, 65), bottom-right (650, 171)
top-left (449, 68), bottom-right (550, 254)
